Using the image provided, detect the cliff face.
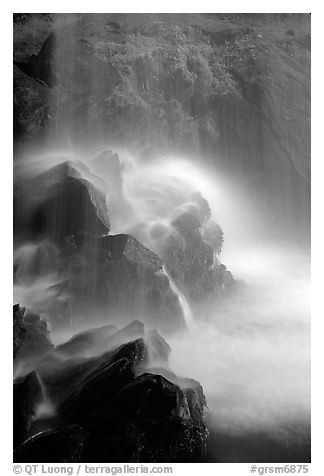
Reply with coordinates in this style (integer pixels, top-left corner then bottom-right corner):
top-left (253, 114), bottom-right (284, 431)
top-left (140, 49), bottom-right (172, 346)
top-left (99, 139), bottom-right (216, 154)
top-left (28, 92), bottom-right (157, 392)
top-left (13, 13), bottom-right (311, 238)
top-left (13, 15), bottom-right (310, 168)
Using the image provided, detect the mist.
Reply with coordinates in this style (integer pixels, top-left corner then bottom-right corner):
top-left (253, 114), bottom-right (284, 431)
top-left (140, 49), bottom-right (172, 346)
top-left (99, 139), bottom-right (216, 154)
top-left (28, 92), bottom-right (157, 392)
top-left (109, 151), bottom-right (311, 460)
top-left (14, 150), bottom-right (311, 447)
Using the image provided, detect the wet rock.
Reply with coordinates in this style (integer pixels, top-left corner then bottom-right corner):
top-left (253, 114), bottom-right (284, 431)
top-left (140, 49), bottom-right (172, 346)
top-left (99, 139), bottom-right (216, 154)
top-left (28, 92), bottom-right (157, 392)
top-left (14, 161), bottom-right (110, 245)
top-left (55, 320), bottom-right (144, 360)
top-left (13, 304), bottom-right (27, 359)
top-left (14, 159), bottom-right (185, 331)
top-left (51, 336), bottom-right (206, 462)
top-left (28, 32), bottom-right (57, 87)
top-left (14, 425), bottom-right (87, 463)
top-left (79, 372), bottom-right (207, 462)
top-left (13, 15), bottom-right (310, 226)
top-left (58, 338), bottom-right (148, 421)
top-left (38, 334), bottom-right (147, 407)
top-left (55, 323), bottom-right (119, 359)
top-left (13, 64), bottom-right (50, 142)
top-left (162, 195), bottom-right (232, 301)
top-left (14, 27), bottom-right (121, 144)
top-left (13, 371), bottom-right (42, 448)
top-left (13, 305), bottom-right (53, 368)
top-left (16, 325), bottom-right (208, 462)
top-left (57, 233), bottom-right (184, 332)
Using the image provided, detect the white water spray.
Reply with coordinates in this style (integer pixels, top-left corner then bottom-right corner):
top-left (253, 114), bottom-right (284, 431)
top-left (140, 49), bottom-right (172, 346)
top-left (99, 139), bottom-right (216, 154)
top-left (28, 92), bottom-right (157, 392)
top-left (162, 266), bottom-right (195, 330)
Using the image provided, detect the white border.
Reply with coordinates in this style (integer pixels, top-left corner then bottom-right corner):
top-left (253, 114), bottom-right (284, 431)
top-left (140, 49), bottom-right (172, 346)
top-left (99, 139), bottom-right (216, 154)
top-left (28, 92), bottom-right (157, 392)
top-left (2, 4), bottom-right (319, 475)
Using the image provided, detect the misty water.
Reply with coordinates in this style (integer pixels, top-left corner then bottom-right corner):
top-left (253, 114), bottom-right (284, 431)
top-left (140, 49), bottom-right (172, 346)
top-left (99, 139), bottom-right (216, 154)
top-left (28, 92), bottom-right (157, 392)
top-left (114, 153), bottom-right (311, 462)
top-left (14, 150), bottom-right (310, 462)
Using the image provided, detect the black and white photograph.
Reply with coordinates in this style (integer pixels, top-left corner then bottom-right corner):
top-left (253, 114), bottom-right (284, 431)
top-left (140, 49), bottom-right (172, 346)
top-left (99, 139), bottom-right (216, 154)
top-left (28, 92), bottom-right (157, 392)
top-left (11, 7), bottom-right (312, 471)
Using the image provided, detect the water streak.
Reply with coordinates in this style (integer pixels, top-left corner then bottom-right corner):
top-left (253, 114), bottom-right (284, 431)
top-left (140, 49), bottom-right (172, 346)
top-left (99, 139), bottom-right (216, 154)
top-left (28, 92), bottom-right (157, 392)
top-left (162, 265), bottom-right (195, 330)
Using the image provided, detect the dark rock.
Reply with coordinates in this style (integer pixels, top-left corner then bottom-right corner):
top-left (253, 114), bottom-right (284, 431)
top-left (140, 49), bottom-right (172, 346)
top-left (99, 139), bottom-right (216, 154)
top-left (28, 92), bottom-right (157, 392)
top-left (14, 157), bottom-right (185, 331)
top-left (14, 161), bottom-right (110, 245)
top-left (16, 325), bottom-right (208, 462)
top-left (80, 372), bottom-right (207, 462)
top-left (13, 372), bottom-right (42, 448)
top-left (50, 336), bottom-right (206, 462)
top-left (28, 32), bottom-right (57, 87)
top-left (95, 234), bottom-right (162, 273)
top-left (14, 425), bottom-right (87, 463)
top-left (55, 233), bottom-right (184, 332)
top-left (55, 320), bottom-right (143, 360)
top-left (13, 305), bottom-right (53, 368)
top-left (13, 304), bottom-right (27, 359)
top-left (14, 26), bottom-right (121, 145)
top-left (162, 199), bottom-right (230, 301)
top-left (54, 323), bottom-right (119, 359)
top-left (38, 335), bottom-right (147, 408)
top-left (13, 64), bottom-right (50, 142)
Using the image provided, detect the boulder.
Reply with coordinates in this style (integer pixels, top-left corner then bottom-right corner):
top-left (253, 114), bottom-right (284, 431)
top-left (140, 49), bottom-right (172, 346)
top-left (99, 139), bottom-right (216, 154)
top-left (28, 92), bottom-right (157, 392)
top-left (44, 333), bottom-right (207, 462)
top-left (162, 195), bottom-right (233, 301)
top-left (78, 372), bottom-right (207, 462)
top-left (13, 371), bottom-right (42, 448)
top-left (56, 233), bottom-right (184, 332)
top-left (13, 64), bottom-right (50, 142)
top-left (13, 305), bottom-right (53, 370)
top-left (54, 323), bottom-right (119, 359)
top-left (15, 323), bottom-right (208, 462)
top-left (54, 320), bottom-right (144, 360)
top-left (14, 161), bottom-right (110, 246)
top-left (14, 159), bottom-right (185, 331)
top-left (13, 304), bottom-right (27, 359)
top-left (14, 425), bottom-right (87, 463)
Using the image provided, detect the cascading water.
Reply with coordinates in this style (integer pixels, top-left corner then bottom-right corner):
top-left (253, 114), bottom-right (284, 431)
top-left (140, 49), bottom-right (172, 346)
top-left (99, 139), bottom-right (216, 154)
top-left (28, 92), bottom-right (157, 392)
top-left (13, 13), bottom-right (310, 464)
top-left (162, 265), bottom-right (195, 330)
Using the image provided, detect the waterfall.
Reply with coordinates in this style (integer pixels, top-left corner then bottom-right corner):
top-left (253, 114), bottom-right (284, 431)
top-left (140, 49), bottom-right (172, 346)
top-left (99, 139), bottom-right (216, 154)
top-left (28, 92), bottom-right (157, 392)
top-left (162, 266), bottom-right (194, 330)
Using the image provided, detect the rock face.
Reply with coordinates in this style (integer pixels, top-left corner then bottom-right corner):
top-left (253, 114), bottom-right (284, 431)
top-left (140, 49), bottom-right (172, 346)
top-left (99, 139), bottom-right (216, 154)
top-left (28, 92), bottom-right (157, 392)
top-left (14, 161), bottom-right (110, 246)
top-left (48, 231), bottom-right (184, 331)
top-left (13, 305), bottom-right (53, 370)
top-left (14, 158), bottom-right (185, 332)
top-left (13, 304), bottom-right (27, 359)
top-left (13, 13), bottom-right (310, 236)
top-left (14, 322), bottom-right (208, 463)
top-left (162, 193), bottom-right (234, 301)
top-left (14, 425), bottom-right (88, 463)
top-left (13, 371), bottom-right (43, 448)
